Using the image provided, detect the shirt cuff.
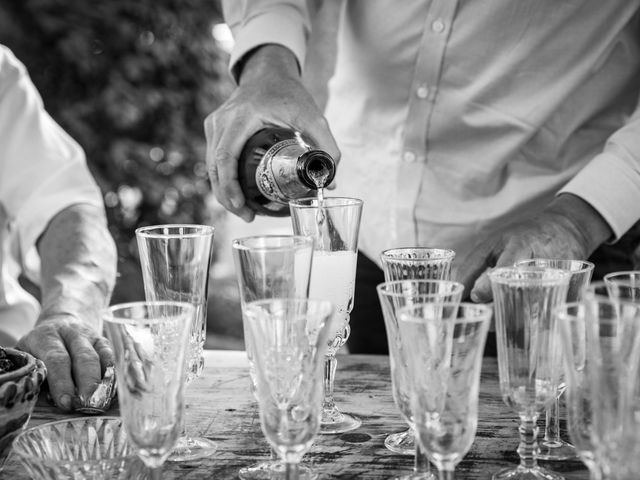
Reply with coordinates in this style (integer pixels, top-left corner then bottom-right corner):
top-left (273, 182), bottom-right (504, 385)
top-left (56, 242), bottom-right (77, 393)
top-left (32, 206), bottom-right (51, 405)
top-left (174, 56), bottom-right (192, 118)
top-left (228, 8), bottom-right (308, 83)
top-left (558, 150), bottom-right (640, 242)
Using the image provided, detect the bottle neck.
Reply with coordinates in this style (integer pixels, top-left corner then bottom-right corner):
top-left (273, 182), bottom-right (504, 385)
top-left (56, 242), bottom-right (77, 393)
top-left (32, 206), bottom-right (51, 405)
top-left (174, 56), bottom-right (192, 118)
top-left (296, 150), bottom-right (336, 190)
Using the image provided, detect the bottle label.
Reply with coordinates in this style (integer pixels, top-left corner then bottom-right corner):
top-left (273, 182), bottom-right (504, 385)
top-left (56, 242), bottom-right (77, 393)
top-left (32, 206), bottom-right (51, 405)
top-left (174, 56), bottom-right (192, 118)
top-left (255, 138), bottom-right (308, 203)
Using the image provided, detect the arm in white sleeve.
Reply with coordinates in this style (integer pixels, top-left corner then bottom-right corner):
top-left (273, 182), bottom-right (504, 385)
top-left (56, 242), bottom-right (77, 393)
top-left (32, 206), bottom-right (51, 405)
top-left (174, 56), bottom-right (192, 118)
top-left (0, 45), bottom-right (115, 340)
top-left (222, 0), bottom-right (315, 81)
top-left (559, 105), bottom-right (640, 242)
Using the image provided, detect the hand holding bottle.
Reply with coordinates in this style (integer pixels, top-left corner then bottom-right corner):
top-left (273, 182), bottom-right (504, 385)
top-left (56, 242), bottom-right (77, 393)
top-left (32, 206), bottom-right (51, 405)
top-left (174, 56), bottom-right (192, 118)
top-left (204, 44), bottom-right (341, 222)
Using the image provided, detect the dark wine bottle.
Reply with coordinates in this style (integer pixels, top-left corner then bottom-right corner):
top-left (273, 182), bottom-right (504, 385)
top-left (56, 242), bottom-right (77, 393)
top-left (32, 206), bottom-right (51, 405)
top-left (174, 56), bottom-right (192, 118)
top-left (238, 127), bottom-right (336, 216)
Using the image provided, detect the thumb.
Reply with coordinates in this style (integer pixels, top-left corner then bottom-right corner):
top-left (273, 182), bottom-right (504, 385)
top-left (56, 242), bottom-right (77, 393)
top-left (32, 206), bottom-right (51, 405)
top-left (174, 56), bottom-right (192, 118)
top-left (470, 270), bottom-right (493, 303)
top-left (470, 243), bottom-right (524, 303)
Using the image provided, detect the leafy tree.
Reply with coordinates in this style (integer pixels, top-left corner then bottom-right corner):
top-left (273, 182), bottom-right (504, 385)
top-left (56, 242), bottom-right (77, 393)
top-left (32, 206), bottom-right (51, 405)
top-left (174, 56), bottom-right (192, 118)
top-left (0, 0), bottom-right (234, 304)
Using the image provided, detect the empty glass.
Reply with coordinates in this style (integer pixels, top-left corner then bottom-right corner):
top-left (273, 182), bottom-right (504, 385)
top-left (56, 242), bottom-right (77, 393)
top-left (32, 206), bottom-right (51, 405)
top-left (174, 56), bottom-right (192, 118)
top-left (136, 224), bottom-right (217, 461)
top-left (577, 299), bottom-right (640, 479)
top-left (104, 301), bottom-right (194, 479)
top-left (556, 302), bottom-right (603, 480)
top-left (244, 298), bottom-right (333, 480)
top-left (381, 247), bottom-right (455, 284)
top-left (399, 302), bottom-right (492, 480)
top-left (290, 197), bottom-right (363, 434)
top-left (515, 259), bottom-right (594, 461)
top-left (232, 235), bottom-right (315, 480)
top-left (488, 266), bottom-right (570, 480)
top-left (380, 247), bottom-right (456, 456)
top-left (377, 280), bottom-right (464, 480)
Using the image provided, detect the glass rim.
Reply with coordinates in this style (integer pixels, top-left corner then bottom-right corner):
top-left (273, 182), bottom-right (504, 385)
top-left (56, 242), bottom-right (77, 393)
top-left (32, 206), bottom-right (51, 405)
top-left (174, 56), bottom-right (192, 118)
top-left (105, 301), bottom-right (195, 325)
top-left (514, 258), bottom-right (595, 273)
top-left (380, 247), bottom-right (456, 260)
top-left (245, 297), bottom-right (333, 309)
top-left (397, 301), bottom-right (492, 325)
top-left (487, 266), bottom-right (570, 285)
top-left (399, 301), bottom-right (492, 314)
top-left (376, 279), bottom-right (464, 297)
top-left (135, 224), bottom-right (215, 239)
top-left (603, 270), bottom-right (640, 285)
top-left (555, 298), bottom-right (640, 320)
top-left (231, 234), bottom-right (314, 251)
top-left (288, 196), bottom-right (363, 209)
top-left (16, 415), bottom-right (122, 435)
top-left (12, 416), bottom-right (136, 464)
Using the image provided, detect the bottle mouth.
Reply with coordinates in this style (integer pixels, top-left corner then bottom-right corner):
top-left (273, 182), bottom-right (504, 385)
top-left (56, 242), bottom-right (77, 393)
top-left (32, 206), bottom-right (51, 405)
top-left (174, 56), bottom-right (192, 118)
top-left (297, 150), bottom-right (336, 189)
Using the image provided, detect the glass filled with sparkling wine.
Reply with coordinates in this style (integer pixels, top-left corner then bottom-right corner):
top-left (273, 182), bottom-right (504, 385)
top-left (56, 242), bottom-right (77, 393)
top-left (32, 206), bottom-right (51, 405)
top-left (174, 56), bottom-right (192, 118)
top-left (290, 195), bottom-right (363, 434)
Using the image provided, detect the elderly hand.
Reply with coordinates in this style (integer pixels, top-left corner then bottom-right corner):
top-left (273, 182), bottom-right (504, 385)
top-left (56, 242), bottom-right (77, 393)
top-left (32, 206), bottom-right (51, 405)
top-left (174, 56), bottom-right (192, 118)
top-left (454, 194), bottom-right (613, 303)
top-left (16, 314), bottom-right (113, 412)
top-left (204, 44), bottom-right (340, 222)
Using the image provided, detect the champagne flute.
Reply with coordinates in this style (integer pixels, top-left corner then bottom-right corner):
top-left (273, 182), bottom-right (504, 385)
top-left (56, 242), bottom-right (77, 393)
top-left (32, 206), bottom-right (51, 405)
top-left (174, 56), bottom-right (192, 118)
top-left (571, 299), bottom-right (640, 479)
top-left (555, 302), bottom-right (604, 480)
top-left (380, 247), bottom-right (456, 456)
top-left (290, 196), bottom-right (363, 434)
top-left (232, 235), bottom-right (316, 480)
top-left (398, 302), bottom-right (492, 480)
top-left (244, 298), bottom-right (333, 480)
top-left (488, 266), bottom-right (569, 480)
top-left (135, 224), bottom-right (217, 462)
top-left (104, 301), bottom-right (194, 480)
top-left (515, 259), bottom-right (594, 461)
top-left (377, 280), bottom-right (464, 480)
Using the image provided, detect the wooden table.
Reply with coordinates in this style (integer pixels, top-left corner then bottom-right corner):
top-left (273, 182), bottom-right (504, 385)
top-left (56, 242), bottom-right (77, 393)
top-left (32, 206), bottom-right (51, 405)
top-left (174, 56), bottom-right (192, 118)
top-left (2, 351), bottom-right (589, 479)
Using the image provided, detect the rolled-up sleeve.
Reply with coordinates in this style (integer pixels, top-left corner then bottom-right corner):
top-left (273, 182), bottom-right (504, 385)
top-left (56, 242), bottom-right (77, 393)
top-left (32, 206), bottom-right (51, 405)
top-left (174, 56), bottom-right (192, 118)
top-left (223, 0), bottom-right (313, 81)
top-left (559, 110), bottom-right (640, 242)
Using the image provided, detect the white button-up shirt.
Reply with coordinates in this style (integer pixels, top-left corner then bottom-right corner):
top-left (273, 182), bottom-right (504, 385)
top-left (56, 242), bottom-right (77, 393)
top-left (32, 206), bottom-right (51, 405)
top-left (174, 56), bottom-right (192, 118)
top-left (0, 46), bottom-right (104, 342)
top-left (224, 0), bottom-right (640, 267)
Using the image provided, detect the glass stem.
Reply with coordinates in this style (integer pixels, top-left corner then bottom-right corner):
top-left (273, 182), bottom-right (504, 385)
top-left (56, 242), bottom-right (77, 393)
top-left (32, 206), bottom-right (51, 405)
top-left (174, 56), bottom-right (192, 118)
top-left (517, 414), bottom-right (540, 470)
top-left (181, 379), bottom-right (192, 438)
top-left (414, 432), bottom-right (432, 475)
top-left (323, 354), bottom-right (337, 411)
top-left (544, 396), bottom-right (561, 445)
top-left (150, 466), bottom-right (163, 480)
top-left (179, 412), bottom-right (188, 438)
top-left (285, 462), bottom-right (300, 480)
top-left (438, 469), bottom-right (455, 480)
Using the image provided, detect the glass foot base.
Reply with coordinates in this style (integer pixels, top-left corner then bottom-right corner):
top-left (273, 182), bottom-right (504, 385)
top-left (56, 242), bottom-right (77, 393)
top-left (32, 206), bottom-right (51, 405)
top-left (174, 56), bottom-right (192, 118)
top-left (319, 409), bottom-right (361, 435)
top-left (167, 435), bottom-right (218, 462)
top-left (239, 461), bottom-right (317, 480)
top-left (385, 428), bottom-right (414, 455)
top-left (537, 438), bottom-right (577, 461)
top-left (492, 465), bottom-right (564, 480)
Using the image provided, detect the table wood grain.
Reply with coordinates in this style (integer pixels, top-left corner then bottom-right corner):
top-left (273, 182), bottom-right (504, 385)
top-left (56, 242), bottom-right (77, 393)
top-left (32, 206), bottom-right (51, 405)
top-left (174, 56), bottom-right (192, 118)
top-left (1, 351), bottom-right (589, 479)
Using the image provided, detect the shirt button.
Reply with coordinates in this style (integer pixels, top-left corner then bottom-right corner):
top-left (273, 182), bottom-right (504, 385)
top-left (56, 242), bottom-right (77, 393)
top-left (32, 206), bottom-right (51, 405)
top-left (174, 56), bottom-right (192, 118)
top-left (432, 20), bottom-right (445, 33)
top-left (403, 151), bottom-right (417, 163)
top-left (416, 85), bottom-right (429, 99)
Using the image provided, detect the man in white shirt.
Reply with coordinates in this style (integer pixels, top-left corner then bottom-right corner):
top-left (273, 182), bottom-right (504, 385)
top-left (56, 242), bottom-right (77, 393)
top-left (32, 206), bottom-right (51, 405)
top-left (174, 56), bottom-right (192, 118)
top-left (0, 45), bottom-right (117, 408)
top-left (205, 1), bottom-right (640, 352)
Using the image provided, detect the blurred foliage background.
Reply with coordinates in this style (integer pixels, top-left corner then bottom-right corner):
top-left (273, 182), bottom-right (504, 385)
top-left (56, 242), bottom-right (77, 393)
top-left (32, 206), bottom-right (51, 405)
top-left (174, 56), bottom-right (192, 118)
top-left (0, 0), bottom-right (245, 347)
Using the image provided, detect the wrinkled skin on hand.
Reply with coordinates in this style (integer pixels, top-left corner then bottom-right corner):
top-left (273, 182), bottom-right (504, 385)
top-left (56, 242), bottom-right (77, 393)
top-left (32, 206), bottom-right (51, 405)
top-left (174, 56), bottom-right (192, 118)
top-left (455, 195), bottom-right (611, 304)
top-left (16, 315), bottom-right (113, 412)
top-left (203, 45), bottom-right (340, 222)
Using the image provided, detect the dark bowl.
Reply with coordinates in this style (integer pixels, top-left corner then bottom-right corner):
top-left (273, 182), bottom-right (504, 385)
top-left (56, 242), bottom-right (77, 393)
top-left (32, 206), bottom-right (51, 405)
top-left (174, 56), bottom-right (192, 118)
top-left (0, 348), bottom-right (47, 457)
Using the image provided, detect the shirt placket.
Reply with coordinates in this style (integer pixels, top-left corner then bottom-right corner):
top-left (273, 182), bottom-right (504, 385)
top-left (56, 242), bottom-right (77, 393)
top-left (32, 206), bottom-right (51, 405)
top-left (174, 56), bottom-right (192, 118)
top-left (397, 0), bottom-right (458, 243)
